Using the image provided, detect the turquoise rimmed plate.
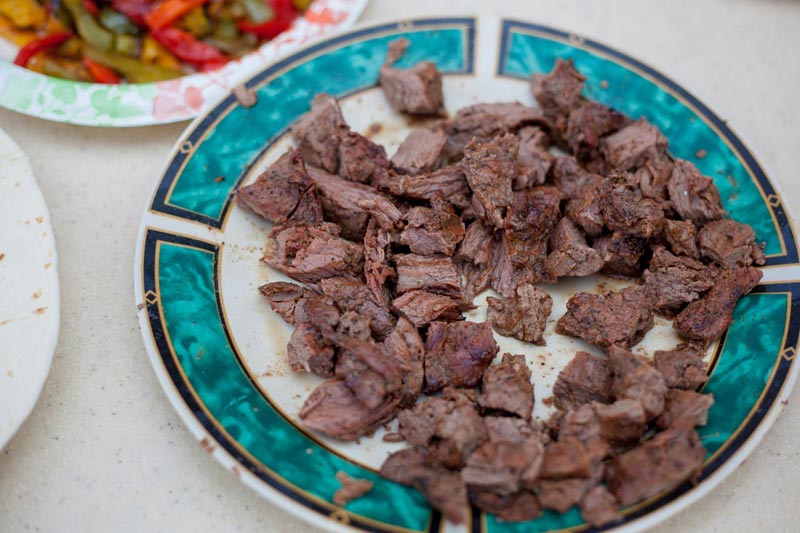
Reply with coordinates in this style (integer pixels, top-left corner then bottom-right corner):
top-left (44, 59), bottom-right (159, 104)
top-left (134, 16), bottom-right (800, 532)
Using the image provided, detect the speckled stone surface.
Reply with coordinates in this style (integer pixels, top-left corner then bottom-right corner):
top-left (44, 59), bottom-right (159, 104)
top-left (0, 0), bottom-right (798, 531)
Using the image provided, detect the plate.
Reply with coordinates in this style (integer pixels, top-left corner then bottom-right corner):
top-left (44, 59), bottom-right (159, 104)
top-left (0, 127), bottom-right (59, 450)
top-left (0, 0), bottom-right (367, 127)
top-left (134, 16), bottom-right (800, 532)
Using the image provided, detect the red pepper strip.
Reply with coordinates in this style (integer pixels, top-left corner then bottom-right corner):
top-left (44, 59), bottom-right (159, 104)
top-left (111, 0), bottom-right (156, 25)
top-left (82, 57), bottom-right (121, 84)
top-left (83, 0), bottom-right (100, 16)
top-left (239, 0), bottom-right (298, 39)
top-left (13, 32), bottom-right (74, 67)
top-left (238, 13), bottom-right (294, 39)
top-left (269, 0), bottom-right (296, 16)
top-left (151, 26), bottom-right (224, 66)
top-left (143, 0), bottom-right (206, 31)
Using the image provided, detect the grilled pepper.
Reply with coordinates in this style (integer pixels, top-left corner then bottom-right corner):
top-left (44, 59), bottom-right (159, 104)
top-left (143, 0), bottom-right (206, 31)
top-left (13, 30), bottom-right (73, 66)
top-left (150, 26), bottom-right (224, 67)
top-left (82, 57), bottom-right (121, 82)
top-left (64, 0), bottom-right (114, 51)
top-left (0, 0), bottom-right (47, 30)
top-left (84, 45), bottom-right (183, 81)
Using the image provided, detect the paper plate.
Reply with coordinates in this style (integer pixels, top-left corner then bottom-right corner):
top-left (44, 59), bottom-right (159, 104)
top-left (0, 0), bottom-right (367, 126)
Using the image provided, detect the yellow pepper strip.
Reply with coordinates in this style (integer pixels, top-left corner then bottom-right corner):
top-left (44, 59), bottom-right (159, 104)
top-left (176, 5), bottom-right (211, 38)
top-left (25, 51), bottom-right (46, 72)
top-left (139, 35), bottom-right (182, 71)
top-left (58, 35), bottom-right (84, 58)
top-left (0, 13), bottom-right (36, 47)
top-left (0, 0), bottom-right (47, 30)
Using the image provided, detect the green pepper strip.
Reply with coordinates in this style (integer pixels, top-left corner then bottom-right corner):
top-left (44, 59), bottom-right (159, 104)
top-left (239, 0), bottom-right (273, 24)
top-left (99, 6), bottom-right (140, 35)
top-left (64, 0), bottom-right (115, 51)
top-left (84, 46), bottom-right (183, 82)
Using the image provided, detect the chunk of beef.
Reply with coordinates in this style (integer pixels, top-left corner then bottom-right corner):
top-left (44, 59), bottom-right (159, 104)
top-left (424, 321), bottom-right (499, 393)
top-left (333, 471), bottom-right (373, 505)
top-left (664, 219), bottom-right (699, 258)
top-left (545, 217), bottom-right (604, 278)
top-left (299, 375), bottom-right (399, 441)
top-left (553, 352), bottom-right (612, 410)
top-left (483, 416), bottom-right (540, 444)
top-left (566, 101), bottom-right (629, 159)
top-left (497, 186), bottom-right (562, 292)
top-left (536, 478), bottom-right (591, 514)
top-left (667, 159), bottom-right (724, 225)
top-left (643, 246), bottom-right (715, 315)
top-left (593, 232), bottom-right (648, 278)
top-left (320, 277), bottom-right (395, 339)
top-left (540, 437), bottom-right (606, 480)
top-left (529, 59), bottom-right (586, 139)
top-left (380, 448), bottom-right (469, 525)
top-left (551, 156), bottom-right (604, 200)
top-left (399, 203), bottom-right (465, 256)
top-left (462, 437), bottom-right (545, 495)
top-left (288, 321), bottom-right (337, 376)
top-left (490, 238), bottom-right (536, 298)
top-left (600, 174), bottom-right (665, 238)
top-left (237, 149), bottom-right (323, 225)
top-left (607, 345), bottom-right (668, 421)
top-left (674, 266), bottom-right (762, 341)
top-left (379, 58), bottom-right (444, 116)
top-left (391, 128), bottom-right (448, 174)
top-left (635, 156), bottom-right (674, 204)
top-left (398, 388), bottom-right (488, 469)
top-left (394, 253), bottom-right (463, 298)
top-left (557, 404), bottom-right (605, 448)
top-left (654, 343), bottom-right (709, 390)
top-left (336, 311), bottom-right (372, 340)
top-left (333, 337), bottom-right (402, 411)
top-left (443, 102), bottom-right (545, 160)
top-left (656, 389), bottom-right (714, 429)
top-left (478, 353), bottom-right (535, 419)
top-left (337, 130), bottom-right (390, 184)
top-left (306, 165), bottom-right (385, 240)
top-left (363, 219), bottom-right (395, 307)
top-left (565, 185), bottom-right (604, 237)
top-left (605, 425), bottom-right (706, 506)
top-left (258, 281), bottom-right (331, 325)
top-left (557, 285), bottom-right (654, 349)
top-left (391, 290), bottom-right (463, 327)
top-left (469, 489), bottom-right (541, 522)
top-left (580, 486), bottom-right (622, 528)
top-left (600, 118), bottom-right (668, 170)
top-left (515, 126), bottom-right (554, 189)
top-left (373, 165), bottom-right (471, 209)
top-left (698, 218), bottom-right (765, 268)
top-left (486, 284), bottom-right (552, 345)
top-left (355, 195), bottom-right (403, 232)
top-left (530, 59), bottom-right (585, 114)
top-left (383, 317), bottom-right (425, 408)
top-left (291, 94), bottom-right (346, 173)
top-left (593, 399), bottom-right (647, 444)
top-left (263, 223), bottom-right (364, 283)
top-left (462, 133), bottom-right (518, 228)
top-left (455, 220), bottom-right (496, 300)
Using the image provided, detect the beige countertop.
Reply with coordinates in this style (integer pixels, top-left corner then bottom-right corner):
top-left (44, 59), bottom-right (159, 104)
top-left (1, 0), bottom-right (798, 531)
